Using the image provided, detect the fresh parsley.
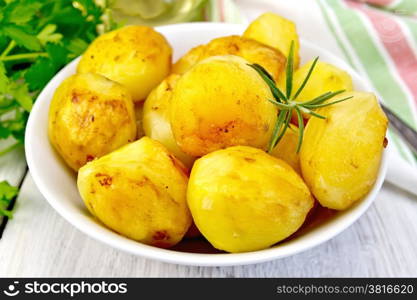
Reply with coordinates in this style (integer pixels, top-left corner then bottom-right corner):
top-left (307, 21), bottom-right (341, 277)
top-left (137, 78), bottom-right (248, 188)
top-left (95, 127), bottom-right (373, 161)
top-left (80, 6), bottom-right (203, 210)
top-left (0, 180), bottom-right (18, 218)
top-left (0, 0), bottom-right (117, 217)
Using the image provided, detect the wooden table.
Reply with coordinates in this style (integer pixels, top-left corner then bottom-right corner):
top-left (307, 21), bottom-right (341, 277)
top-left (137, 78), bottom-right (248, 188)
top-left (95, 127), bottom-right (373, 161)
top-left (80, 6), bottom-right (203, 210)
top-left (1, 163), bottom-right (417, 277)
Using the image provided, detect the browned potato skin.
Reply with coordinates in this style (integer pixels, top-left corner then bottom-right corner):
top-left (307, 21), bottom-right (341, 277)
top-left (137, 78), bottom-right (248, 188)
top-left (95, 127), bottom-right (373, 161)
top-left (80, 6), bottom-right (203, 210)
top-left (77, 25), bottom-right (172, 102)
top-left (300, 92), bottom-right (388, 210)
top-left (170, 55), bottom-right (277, 157)
top-left (172, 35), bottom-right (286, 82)
top-left (48, 73), bottom-right (136, 171)
top-left (77, 137), bottom-right (192, 248)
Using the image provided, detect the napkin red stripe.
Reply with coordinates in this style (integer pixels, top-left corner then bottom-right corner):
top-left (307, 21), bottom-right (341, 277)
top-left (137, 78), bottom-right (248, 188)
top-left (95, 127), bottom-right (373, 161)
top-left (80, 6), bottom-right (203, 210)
top-left (363, 0), bottom-right (395, 6)
top-left (218, 0), bottom-right (226, 22)
top-left (348, 0), bottom-right (417, 107)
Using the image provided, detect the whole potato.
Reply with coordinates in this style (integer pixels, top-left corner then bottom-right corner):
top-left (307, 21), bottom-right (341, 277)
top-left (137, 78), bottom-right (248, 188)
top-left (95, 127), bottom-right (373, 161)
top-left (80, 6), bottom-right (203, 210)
top-left (48, 73), bottom-right (136, 171)
top-left (77, 137), bottom-right (192, 248)
top-left (170, 55), bottom-right (277, 157)
top-left (270, 125), bottom-right (301, 174)
top-left (300, 92), bottom-right (388, 210)
top-left (243, 12), bottom-right (300, 68)
top-left (287, 60), bottom-right (353, 106)
top-left (188, 146), bottom-right (314, 253)
top-left (77, 25), bottom-right (172, 102)
top-left (143, 74), bottom-right (195, 168)
top-left (172, 35), bottom-right (286, 82)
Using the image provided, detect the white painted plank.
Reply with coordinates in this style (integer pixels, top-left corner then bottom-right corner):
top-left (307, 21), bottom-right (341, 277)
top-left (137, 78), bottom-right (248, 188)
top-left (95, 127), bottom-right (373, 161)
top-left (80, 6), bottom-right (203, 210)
top-left (0, 174), bottom-right (417, 277)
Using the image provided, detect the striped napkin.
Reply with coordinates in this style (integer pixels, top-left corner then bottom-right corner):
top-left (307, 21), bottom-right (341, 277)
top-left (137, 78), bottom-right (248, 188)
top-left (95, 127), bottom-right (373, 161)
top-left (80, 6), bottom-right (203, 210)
top-left (201, 0), bottom-right (417, 166)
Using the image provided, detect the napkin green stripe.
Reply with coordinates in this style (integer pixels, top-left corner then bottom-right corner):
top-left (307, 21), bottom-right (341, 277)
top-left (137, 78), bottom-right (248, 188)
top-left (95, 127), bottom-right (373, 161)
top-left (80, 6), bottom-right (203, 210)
top-left (371, 0), bottom-right (417, 16)
top-left (323, 0), bottom-right (415, 128)
top-left (403, 18), bottom-right (417, 46)
top-left (207, 0), bottom-right (244, 23)
top-left (390, 0), bottom-right (417, 14)
top-left (317, 0), bottom-right (357, 69)
top-left (321, 0), bottom-right (416, 163)
top-left (221, 0), bottom-right (245, 23)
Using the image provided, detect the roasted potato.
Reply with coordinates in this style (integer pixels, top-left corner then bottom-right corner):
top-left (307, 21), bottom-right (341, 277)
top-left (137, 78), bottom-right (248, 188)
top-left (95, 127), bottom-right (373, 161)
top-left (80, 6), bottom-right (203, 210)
top-left (270, 125), bottom-right (301, 174)
top-left (143, 74), bottom-right (195, 168)
top-left (48, 73), bottom-right (136, 171)
top-left (300, 92), bottom-right (388, 210)
top-left (243, 12), bottom-right (300, 68)
top-left (172, 35), bottom-right (286, 82)
top-left (170, 55), bottom-right (277, 157)
top-left (288, 60), bottom-right (354, 105)
top-left (77, 137), bottom-right (192, 248)
top-left (188, 146), bottom-right (314, 253)
top-left (77, 25), bottom-right (172, 102)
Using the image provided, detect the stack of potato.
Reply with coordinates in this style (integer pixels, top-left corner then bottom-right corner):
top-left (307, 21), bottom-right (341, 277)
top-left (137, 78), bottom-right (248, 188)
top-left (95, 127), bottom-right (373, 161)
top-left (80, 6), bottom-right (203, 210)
top-left (48, 13), bottom-right (387, 253)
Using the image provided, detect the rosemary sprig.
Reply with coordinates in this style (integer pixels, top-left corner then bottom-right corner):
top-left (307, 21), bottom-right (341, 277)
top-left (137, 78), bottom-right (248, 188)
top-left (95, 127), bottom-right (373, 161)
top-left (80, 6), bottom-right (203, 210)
top-left (249, 41), bottom-right (353, 153)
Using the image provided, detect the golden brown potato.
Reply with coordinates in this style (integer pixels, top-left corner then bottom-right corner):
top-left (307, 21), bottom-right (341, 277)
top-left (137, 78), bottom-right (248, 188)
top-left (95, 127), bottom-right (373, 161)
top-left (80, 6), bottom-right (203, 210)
top-left (143, 74), bottom-right (195, 168)
top-left (287, 60), bottom-right (354, 104)
top-left (172, 35), bottom-right (286, 82)
top-left (77, 137), bottom-right (192, 248)
top-left (243, 12), bottom-right (300, 68)
top-left (170, 55), bottom-right (277, 157)
top-left (77, 25), bottom-right (172, 102)
top-left (187, 146), bottom-right (314, 253)
top-left (300, 92), bottom-right (388, 210)
top-left (48, 73), bottom-right (136, 171)
top-left (270, 125), bottom-right (301, 174)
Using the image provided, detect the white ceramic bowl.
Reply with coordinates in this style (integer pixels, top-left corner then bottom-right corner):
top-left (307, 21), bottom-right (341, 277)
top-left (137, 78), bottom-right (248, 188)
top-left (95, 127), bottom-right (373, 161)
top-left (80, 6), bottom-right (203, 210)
top-left (25, 23), bottom-right (388, 266)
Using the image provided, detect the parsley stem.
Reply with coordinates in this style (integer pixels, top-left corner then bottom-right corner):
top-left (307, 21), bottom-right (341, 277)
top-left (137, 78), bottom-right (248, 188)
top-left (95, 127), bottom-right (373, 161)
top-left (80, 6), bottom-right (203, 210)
top-left (0, 40), bottom-right (16, 58)
top-left (0, 52), bottom-right (47, 62)
top-left (0, 142), bottom-right (22, 156)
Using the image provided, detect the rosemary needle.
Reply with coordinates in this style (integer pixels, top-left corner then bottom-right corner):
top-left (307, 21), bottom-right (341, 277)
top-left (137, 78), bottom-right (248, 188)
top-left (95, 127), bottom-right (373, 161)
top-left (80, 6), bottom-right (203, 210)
top-left (249, 41), bottom-right (353, 153)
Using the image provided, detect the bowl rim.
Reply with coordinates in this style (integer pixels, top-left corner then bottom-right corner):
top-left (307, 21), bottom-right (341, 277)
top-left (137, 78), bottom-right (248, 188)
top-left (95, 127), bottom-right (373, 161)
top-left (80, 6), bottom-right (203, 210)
top-left (25, 22), bottom-right (388, 266)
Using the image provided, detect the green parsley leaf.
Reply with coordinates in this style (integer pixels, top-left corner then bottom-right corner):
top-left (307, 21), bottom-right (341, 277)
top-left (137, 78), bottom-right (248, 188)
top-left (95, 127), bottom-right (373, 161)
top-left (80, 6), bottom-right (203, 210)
top-left (0, 180), bottom-right (18, 218)
top-left (3, 0), bottom-right (42, 25)
top-left (65, 37), bottom-right (89, 56)
top-left (37, 24), bottom-right (63, 46)
top-left (2, 109), bottom-right (28, 143)
top-left (0, 123), bottom-right (11, 139)
top-left (8, 82), bottom-right (32, 112)
top-left (2, 25), bottom-right (42, 51)
top-left (24, 57), bottom-right (57, 91)
top-left (0, 0), bottom-right (118, 214)
top-left (0, 181), bottom-right (18, 200)
top-left (46, 43), bottom-right (68, 67)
